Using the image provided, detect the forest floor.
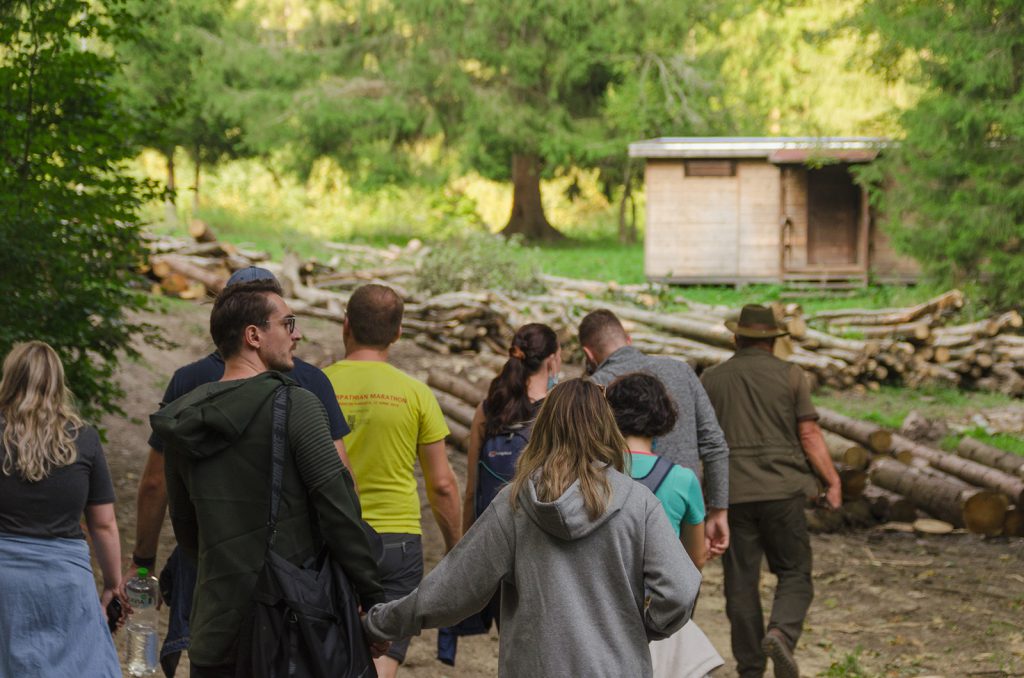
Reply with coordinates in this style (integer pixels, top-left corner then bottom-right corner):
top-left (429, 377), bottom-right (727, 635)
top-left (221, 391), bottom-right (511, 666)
top-left (102, 301), bottom-right (1024, 677)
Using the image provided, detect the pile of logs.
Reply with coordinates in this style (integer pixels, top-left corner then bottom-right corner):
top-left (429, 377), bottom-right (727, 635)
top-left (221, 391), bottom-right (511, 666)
top-left (139, 231), bottom-right (1024, 397)
top-left (807, 408), bottom-right (1024, 536)
top-left (424, 364), bottom-right (1024, 538)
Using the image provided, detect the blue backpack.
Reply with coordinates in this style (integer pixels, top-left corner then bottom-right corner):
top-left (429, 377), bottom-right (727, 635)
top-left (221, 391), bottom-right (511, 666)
top-left (475, 424), bottom-right (533, 518)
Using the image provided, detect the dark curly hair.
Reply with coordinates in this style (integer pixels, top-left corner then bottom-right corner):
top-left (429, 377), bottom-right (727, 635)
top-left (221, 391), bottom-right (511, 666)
top-left (604, 372), bottom-right (677, 439)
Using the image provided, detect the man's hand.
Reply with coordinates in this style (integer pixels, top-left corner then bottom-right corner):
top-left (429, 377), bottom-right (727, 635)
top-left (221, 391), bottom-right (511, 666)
top-left (825, 482), bottom-right (842, 510)
top-left (704, 508), bottom-right (730, 559)
top-left (369, 639), bottom-right (391, 659)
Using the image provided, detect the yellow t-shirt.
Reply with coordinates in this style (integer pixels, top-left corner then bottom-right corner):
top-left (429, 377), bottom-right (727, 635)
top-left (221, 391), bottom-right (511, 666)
top-left (323, 360), bottom-right (449, 534)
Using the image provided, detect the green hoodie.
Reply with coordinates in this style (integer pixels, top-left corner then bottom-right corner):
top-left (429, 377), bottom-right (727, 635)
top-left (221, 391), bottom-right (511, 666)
top-left (151, 371), bottom-right (384, 667)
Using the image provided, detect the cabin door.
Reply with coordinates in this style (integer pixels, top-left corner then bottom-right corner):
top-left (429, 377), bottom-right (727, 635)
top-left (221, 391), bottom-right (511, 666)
top-left (806, 165), bottom-right (861, 266)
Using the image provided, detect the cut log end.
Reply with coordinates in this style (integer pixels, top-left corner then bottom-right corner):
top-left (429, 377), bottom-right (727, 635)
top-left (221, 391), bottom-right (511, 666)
top-left (962, 491), bottom-right (1011, 536)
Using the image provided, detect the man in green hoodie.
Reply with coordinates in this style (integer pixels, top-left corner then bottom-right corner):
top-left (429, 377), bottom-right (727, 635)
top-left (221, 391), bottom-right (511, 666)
top-left (151, 279), bottom-right (384, 678)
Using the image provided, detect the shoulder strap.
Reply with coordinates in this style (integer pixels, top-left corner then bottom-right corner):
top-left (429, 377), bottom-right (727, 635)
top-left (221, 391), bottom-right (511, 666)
top-left (266, 384), bottom-right (290, 551)
top-left (636, 455), bottom-right (673, 495)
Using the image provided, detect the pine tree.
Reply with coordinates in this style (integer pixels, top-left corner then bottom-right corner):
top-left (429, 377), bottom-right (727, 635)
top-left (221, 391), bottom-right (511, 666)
top-left (856, 0), bottom-right (1024, 308)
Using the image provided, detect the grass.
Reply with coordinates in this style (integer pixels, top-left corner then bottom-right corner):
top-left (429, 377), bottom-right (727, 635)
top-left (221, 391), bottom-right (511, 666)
top-left (821, 649), bottom-right (872, 678)
top-left (941, 427), bottom-right (1024, 457)
top-left (815, 385), bottom-right (1021, 430)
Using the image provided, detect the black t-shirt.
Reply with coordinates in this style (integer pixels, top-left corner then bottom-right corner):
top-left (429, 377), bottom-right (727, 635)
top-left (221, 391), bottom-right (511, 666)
top-left (148, 353), bottom-right (350, 452)
top-left (0, 425), bottom-right (116, 539)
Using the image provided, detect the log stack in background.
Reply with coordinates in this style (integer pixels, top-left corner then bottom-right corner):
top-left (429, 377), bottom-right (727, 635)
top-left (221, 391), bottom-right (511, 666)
top-left (139, 234), bottom-right (1024, 398)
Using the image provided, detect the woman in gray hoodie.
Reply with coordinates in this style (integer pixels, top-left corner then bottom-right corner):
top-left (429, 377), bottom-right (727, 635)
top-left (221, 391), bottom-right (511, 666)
top-left (364, 378), bottom-right (701, 677)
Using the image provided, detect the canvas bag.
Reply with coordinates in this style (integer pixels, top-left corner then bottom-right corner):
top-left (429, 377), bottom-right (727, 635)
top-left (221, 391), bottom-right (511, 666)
top-left (235, 385), bottom-right (376, 678)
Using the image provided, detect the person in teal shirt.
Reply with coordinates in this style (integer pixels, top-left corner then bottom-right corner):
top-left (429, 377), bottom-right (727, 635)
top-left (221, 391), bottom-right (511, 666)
top-left (606, 373), bottom-right (706, 568)
top-left (607, 372), bottom-right (723, 678)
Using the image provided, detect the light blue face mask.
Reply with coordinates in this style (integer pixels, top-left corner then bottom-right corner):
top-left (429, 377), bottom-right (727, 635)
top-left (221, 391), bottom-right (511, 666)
top-left (547, 373), bottom-right (560, 390)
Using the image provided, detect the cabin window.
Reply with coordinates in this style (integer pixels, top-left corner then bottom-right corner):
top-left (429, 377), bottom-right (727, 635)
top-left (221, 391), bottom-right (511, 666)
top-left (684, 160), bottom-right (736, 177)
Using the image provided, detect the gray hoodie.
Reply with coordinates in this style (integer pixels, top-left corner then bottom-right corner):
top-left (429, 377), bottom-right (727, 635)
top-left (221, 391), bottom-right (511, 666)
top-left (364, 468), bottom-right (700, 677)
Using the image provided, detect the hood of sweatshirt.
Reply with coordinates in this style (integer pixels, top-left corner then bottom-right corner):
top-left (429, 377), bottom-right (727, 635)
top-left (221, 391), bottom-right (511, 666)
top-left (518, 467), bottom-right (635, 541)
top-left (150, 371), bottom-right (290, 460)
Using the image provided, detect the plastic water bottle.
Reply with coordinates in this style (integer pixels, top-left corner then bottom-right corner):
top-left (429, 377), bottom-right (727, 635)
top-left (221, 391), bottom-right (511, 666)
top-left (125, 567), bottom-right (159, 676)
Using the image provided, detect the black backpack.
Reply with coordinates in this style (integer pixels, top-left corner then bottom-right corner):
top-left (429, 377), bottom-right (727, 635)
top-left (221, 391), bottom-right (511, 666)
top-left (634, 454), bottom-right (674, 495)
top-left (236, 385), bottom-right (376, 678)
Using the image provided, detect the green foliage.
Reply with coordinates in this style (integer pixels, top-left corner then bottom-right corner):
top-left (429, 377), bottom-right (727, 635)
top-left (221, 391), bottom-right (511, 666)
top-left (0, 0), bottom-right (157, 420)
top-left (854, 0), bottom-right (1024, 309)
top-left (705, 0), bottom-right (917, 136)
top-left (815, 385), bottom-right (1019, 430)
top-left (822, 649), bottom-right (872, 677)
top-left (942, 427), bottom-right (1024, 458)
top-left (395, 0), bottom-right (723, 231)
top-left (114, 0), bottom-right (242, 176)
top-left (415, 233), bottom-right (545, 296)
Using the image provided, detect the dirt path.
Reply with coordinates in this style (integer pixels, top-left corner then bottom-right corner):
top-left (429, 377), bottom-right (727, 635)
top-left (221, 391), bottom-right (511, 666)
top-left (102, 302), bottom-right (1024, 677)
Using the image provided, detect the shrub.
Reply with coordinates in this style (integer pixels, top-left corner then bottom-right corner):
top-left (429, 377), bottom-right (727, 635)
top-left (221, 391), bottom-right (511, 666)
top-left (415, 233), bottom-right (546, 296)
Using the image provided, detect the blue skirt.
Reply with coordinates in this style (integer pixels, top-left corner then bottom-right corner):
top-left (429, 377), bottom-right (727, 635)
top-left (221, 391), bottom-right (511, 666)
top-left (0, 532), bottom-right (121, 678)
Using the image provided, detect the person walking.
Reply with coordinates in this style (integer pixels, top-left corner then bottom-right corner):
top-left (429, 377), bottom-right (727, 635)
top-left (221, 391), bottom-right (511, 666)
top-left (606, 372), bottom-right (724, 678)
top-left (700, 304), bottom-right (841, 678)
top-left (436, 323), bottom-right (560, 665)
top-left (463, 322), bottom-right (561, 534)
top-left (126, 266), bottom-right (353, 676)
top-left (0, 341), bottom-right (123, 677)
top-left (323, 283), bottom-right (461, 678)
top-left (363, 378), bottom-right (702, 678)
top-left (151, 279), bottom-right (384, 678)
top-left (579, 309), bottom-right (731, 558)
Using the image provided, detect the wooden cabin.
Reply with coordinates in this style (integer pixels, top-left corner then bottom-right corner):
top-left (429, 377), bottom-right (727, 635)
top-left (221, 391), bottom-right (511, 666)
top-left (628, 137), bottom-right (919, 286)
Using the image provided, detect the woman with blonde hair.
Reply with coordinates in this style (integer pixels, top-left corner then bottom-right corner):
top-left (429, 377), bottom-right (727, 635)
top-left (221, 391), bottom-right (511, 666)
top-left (365, 378), bottom-right (701, 677)
top-left (0, 341), bottom-right (122, 677)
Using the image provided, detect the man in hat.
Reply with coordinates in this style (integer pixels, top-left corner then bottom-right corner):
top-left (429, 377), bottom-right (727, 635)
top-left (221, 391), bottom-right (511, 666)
top-left (700, 304), bottom-right (841, 678)
top-left (127, 266), bottom-right (355, 676)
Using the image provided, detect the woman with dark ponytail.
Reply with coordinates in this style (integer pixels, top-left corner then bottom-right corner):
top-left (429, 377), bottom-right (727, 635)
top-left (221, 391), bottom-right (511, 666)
top-left (462, 323), bottom-right (560, 534)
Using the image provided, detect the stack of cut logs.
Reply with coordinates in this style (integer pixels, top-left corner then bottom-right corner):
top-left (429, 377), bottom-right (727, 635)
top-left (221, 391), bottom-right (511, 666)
top-left (808, 407), bottom-right (1024, 536)
top-left (139, 230), bottom-right (1024, 397)
top-left (424, 365), bottom-right (1024, 538)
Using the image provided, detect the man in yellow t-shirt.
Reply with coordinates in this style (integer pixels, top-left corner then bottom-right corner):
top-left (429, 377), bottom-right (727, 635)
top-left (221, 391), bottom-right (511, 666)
top-left (323, 284), bottom-right (461, 678)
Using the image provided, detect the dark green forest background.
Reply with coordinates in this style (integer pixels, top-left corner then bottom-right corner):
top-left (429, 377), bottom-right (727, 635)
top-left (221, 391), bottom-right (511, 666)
top-left (2, 0), bottom-right (1023, 415)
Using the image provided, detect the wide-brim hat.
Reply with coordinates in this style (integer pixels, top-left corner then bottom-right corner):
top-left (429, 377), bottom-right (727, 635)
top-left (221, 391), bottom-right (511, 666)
top-left (725, 304), bottom-right (789, 338)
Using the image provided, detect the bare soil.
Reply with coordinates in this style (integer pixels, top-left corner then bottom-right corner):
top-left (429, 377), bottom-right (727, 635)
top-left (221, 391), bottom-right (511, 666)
top-left (103, 302), bottom-right (1024, 677)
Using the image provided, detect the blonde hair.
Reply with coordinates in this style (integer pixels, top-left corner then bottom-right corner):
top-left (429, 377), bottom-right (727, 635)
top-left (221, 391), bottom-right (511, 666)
top-left (0, 341), bottom-right (83, 481)
top-left (510, 379), bottom-right (628, 520)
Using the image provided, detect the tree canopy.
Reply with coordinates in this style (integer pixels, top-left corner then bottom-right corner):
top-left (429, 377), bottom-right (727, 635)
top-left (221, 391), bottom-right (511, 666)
top-left (0, 0), bottom-right (156, 419)
top-left (398, 0), bottom-right (724, 240)
top-left (854, 0), bottom-right (1024, 307)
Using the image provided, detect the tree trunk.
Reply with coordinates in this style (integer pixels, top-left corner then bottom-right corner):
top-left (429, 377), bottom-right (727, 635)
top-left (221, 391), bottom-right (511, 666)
top-left (870, 457), bottom-right (1008, 534)
top-left (891, 433), bottom-right (1024, 504)
top-left (165, 149), bottom-right (177, 226)
top-left (618, 159), bottom-right (637, 244)
top-left (823, 432), bottom-right (871, 471)
top-left (428, 369), bottom-right (488, 408)
top-left (445, 418), bottom-right (470, 454)
top-left (817, 407), bottom-right (893, 454)
top-left (500, 154), bottom-right (563, 241)
top-left (193, 150), bottom-right (202, 211)
top-left (861, 484), bottom-right (918, 523)
top-left (957, 437), bottom-right (1024, 479)
top-left (432, 389), bottom-right (475, 429)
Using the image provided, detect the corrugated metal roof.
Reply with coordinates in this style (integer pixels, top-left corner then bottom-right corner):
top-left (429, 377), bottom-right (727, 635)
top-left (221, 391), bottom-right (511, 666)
top-left (628, 136), bottom-right (887, 159)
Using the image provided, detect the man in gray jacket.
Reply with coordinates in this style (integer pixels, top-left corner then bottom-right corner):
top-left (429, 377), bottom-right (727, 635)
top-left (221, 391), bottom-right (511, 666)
top-left (580, 309), bottom-right (731, 557)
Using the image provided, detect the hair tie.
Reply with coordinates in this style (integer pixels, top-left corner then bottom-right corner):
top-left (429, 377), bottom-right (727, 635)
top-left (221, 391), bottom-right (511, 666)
top-left (509, 345), bottom-right (526, 360)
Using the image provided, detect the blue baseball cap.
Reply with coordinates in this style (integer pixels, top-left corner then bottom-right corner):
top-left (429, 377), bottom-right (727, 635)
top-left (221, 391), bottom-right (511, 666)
top-left (226, 266), bottom-right (278, 287)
